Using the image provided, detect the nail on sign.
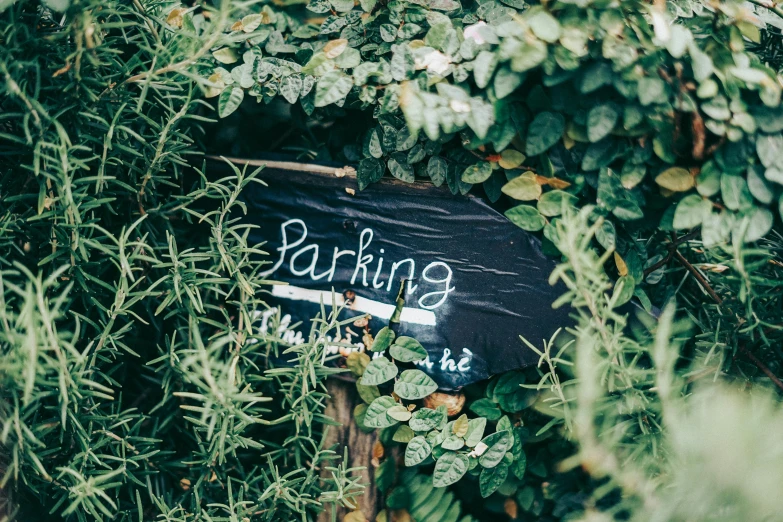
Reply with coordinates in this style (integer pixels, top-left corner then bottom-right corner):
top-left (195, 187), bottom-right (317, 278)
top-left (220, 157), bottom-right (570, 390)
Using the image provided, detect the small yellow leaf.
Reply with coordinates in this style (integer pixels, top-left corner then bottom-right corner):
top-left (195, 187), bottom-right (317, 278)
top-left (166, 8), bottom-right (186, 28)
top-left (344, 511), bottom-right (368, 522)
top-left (324, 39), bottom-right (349, 59)
top-left (212, 47), bottom-right (239, 65)
top-left (242, 13), bottom-right (263, 32)
top-left (655, 167), bottom-right (694, 192)
top-left (498, 149), bottom-right (525, 169)
top-left (501, 172), bottom-right (542, 201)
top-left (452, 414), bottom-right (469, 437)
top-left (614, 252), bottom-right (628, 277)
top-left (231, 20), bottom-right (244, 31)
top-left (204, 73), bottom-right (225, 98)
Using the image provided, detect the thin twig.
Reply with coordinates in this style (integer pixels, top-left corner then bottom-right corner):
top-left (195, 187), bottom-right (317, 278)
top-left (739, 345), bottom-right (783, 393)
top-left (673, 250), bottom-right (723, 304)
top-left (747, 0), bottom-right (783, 21)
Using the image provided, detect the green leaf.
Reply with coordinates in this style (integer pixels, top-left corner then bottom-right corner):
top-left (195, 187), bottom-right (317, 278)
top-left (494, 66), bottom-right (524, 99)
top-left (357, 383), bottom-right (381, 404)
top-left (358, 157), bottom-right (384, 190)
top-left (360, 0), bottom-right (376, 11)
top-left (360, 356), bottom-right (398, 385)
top-left (218, 87), bottom-right (244, 118)
top-left (388, 154), bottom-right (415, 182)
top-left (505, 205), bottom-right (546, 231)
top-left (314, 70), bottom-right (353, 107)
top-left (410, 407), bottom-right (447, 431)
top-left (741, 207), bottom-right (773, 242)
top-left (330, 0), bottom-right (354, 12)
top-left (394, 369), bottom-right (438, 400)
top-left (757, 134), bottom-right (783, 168)
top-left (213, 47), bottom-right (239, 64)
top-left (432, 452), bottom-right (469, 487)
top-left (673, 194), bottom-right (710, 229)
top-left (469, 398), bottom-right (502, 420)
top-left (461, 162), bottom-right (493, 184)
top-left (346, 351), bottom-right (371, 377)
top-left (655, 167), bottom-right (694, 192)
top-left (464, 418), bottom-right (487, 447)
top-left (638, 77), bottom-right (667, 106)
top-left (526, 112), bottom-right (564, 156)
top-left (587, 103), bottom-right (619, 143)
top-left (428, 156), bottom-right (448, 186)
top-left (394, 425), bottom-right (416, 443)
top-left (479, 462), bottom-right (509, 498)
top-left (747, 165), bottom-right (774, 204)
top-left (512, 448), bottom-right (527, 479)
top-left (473, 51), bottom-right (498, 89)
top-left (371, 326), bottom-right (396, 353)
top-left (499, 149), bottom-right (526, 169)
top-left (364, 396), bottom-right (399, 428)
top-left (720, 174), bottom-right (752, 211)
top-left (280, 75), bottom-right (303, 104)
top-left (612, 275), bottom-right (635, 307)
top-left (405, 436), bottom-right (432, 466)
top-left (442, 435), bottom-right (465, 450)
top-left (525, 7), bottom-right (561, 43)
top-left (501, 173), bottom-right (540, 200)
top-left (389, 336), bottom-right (427, 362)
top-left (479, 430), bottom-right (513, 468)
top-left (537, 190), bottom-right (577, 217)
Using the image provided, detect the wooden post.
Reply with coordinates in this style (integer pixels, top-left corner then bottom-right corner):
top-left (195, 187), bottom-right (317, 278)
top-left (320, 378), bottom-right (381, 522)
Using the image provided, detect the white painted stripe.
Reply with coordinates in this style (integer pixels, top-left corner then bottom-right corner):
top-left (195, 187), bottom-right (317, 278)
top-left (271, 284), bottom-right (437, 326)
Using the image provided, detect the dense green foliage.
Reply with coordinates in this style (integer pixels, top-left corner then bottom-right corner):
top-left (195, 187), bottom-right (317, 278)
top-left (3, 0), bottom-right (783, 521)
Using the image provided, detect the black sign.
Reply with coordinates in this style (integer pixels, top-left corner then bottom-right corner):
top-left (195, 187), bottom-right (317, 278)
top-left (220, 157), bottom-right (571, 390)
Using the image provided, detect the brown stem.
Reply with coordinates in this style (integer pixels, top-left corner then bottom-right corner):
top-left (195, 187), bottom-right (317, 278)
top-left (739, 345), bottom-right (783, 393)
top-left (673, 250), bottom-right (723, 305)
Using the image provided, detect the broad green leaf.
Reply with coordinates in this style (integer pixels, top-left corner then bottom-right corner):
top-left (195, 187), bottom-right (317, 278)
top-left (720, 174), bottom-right (753, 210)
top-left (740, 207), bottom-right (773, 242)
top-left (502, 172), bottom-right (541, 201)
top-left (464, 417), bottom-right (487, 447)
top-left (213, 48), bottom-right (239, 64)
top-left (388, 154), bottom-right (415, 182)
top-left (612, 275), bottom-right (635, 307)
top-left (358, 157), bottom-right (384, 190)
top-left (364, 396), bottom-right (398, 428)
top-left (461, 162), bottom-right (493, 184)
top-left (360, 356), bottom-right (398, 385)
top-left (442, 435), bottom-right (465, 450)
top-left (673, 194), bottom-right (710, 229)
top-left (512, 448), bottom-right (527, 479)
top-left (346, 351), bottom-right (371, 377)
top-left (505, 205), bottom-right (546, 231)
top-left (314, 70), bottom-right (353, 107)
top-left (241, 14), bottom-right (263, 32)
top-left (479, 430), bottom-right (513, 468)
top-left (525, 7), bottom-right (560, 43)
top-left (747, 165), bottom-right (774, 204)
top-left (218, 87), bottom-right (244, 118)
top-left (638, 77), bottom-right (667, 106)
top-left (479, 462), bottom-right (509, 498)
top-left (389, 336), bottom-right (427, 362)
top-left (587, 103), bottom-right (619, 143)
top-left (526, 112), bottom-right (564, 156)
top-left (394, 369), bottom-right (438, 400)
top-left (655, 167), bottom-right (694, 192)
top-left (756, 134), bottom-right (783, 168)
top-left (428, 156), bottom-right (448, 186)
top-left (410, 407), bottom-right (447, 431)
top-left (371, 326), bottom-right (396, 352)
top-left (394, 425), bottom-right (416, 443)
top-left (432, 452), bottom-right (469, 487)
top-left (498, 149), bottom-right (525, 169)
top-left (357, 383), bottom-right (381, 404)
top-left (280, 75), bottom-right (303, 104)
top-left (537, 190), bottom-right (577, 217)
top-left (405, 436), bottom-right (432, 466)
top-left (469, 398), bottom-right (502, 421)
top-left (473, 51), bottom-right (498, 89)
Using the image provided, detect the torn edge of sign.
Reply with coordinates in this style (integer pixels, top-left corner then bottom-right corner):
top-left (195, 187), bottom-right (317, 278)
top-left (271, 284), bottom-right (437, 326)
